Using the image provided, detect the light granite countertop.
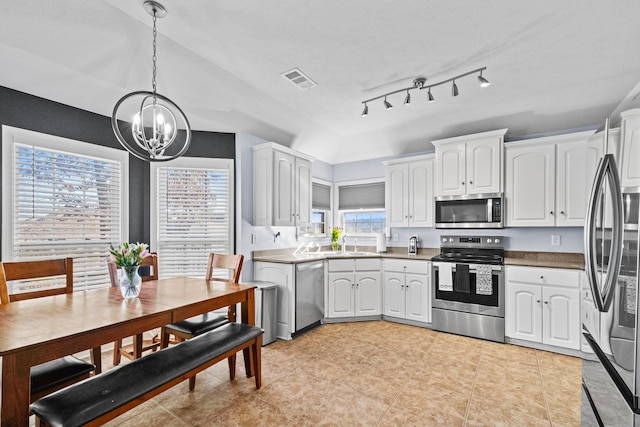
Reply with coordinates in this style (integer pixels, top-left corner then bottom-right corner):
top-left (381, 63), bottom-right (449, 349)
top-left (252, 247), bottom-right (584, 270)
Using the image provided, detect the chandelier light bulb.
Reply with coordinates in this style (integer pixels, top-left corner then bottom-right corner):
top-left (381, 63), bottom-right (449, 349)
top-left (452, 80), bottom-right (459, 97)
top-left (404, 90), bottom-right (411, 105)
top-left (428, 88), bottom-right (435, 103)
top-left (361, 103), bottom-right (368, 117)
top-left (384, 96), bottom-right (393, 109)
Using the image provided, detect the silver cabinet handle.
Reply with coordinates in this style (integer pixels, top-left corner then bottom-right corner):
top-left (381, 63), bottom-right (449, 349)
top-left (550, 211), bottom-right (554, 215)
top-left (540, 276), bottom-right (544, 279)
top-left (536, 300), bottom-right (541, 303)
top-left (461, 182), bottom-right (465, 185)
top-left (544, 301), bottom-right (549, 305)
top-left (560, 211), bottom-right (565, 215)
top-left (469, 181), bottom-right (473, 184)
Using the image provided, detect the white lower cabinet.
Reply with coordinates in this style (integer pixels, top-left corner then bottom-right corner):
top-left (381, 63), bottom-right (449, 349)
top-left (254, 261), bottom-right (295, 340)
top-left (327, 258), bottom-right (381, 319)
top-left (505, 266), bottom-right (580, 350)
top-left (383, 259), bottom-right (431, 323)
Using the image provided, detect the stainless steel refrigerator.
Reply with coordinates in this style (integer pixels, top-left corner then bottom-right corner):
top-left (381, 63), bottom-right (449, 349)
top-left (582, 123), bottom-right (640, 426)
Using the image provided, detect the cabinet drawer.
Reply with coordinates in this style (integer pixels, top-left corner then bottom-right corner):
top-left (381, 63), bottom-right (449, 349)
top-left (507, 266), bottom-right (580, 288)
top-left (328, 259), bottom-right (355, 272)
top-left (384, 259), bottom-right (430, 275)
top-left (355, 258), bottom-right (382, 271)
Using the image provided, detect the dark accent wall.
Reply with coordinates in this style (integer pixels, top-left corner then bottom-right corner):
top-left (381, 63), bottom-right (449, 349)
top-left (0, 86), bottom-right (235, 258)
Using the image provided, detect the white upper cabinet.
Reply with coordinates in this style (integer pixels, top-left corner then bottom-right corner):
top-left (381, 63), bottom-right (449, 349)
top-left (620, 109), bottom-right (640, 187)
top-left (384, 155), bottom-right (435, 228)
top-left (505, 130), bottom-right (600, 227)
top-left (432, 129), bottom-right (507, 196)
top-left (253, 142), bottom-right (314, 226)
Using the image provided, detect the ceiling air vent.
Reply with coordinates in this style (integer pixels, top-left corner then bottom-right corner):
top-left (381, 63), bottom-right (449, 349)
top-left (281, 68), bottom-right (317, 90)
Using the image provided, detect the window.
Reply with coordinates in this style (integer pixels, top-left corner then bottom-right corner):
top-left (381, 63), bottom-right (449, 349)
top-left (337, 181), bottom-right (385, 235)
top-left (151, 158), bottom-right (234, 278)
top-left (343, 211), bottom-right (385, 234)
top-left (310, 181), bottom-right (331, 236)
top-left (2, 126), bottom-right (128, 292)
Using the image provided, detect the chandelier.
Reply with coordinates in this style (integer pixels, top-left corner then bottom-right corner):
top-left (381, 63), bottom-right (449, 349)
top-left (111, 1), bottom-right (191, 162)
top-left (361, 67), bottom-right (491, 116)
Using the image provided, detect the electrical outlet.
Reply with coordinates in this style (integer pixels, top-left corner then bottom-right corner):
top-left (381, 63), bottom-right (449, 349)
top-left (251, 234), bottom-right (257, 244)
top-left (551, 235), bottom-right (560, 246)
top-left (393, 234), bottom-right (399, 242)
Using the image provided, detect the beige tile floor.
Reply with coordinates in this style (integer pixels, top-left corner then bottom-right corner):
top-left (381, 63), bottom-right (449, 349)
top-left (36, 321), bottom-right (582, 426)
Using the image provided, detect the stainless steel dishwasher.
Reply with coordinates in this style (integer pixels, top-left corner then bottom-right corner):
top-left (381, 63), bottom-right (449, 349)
top-left (295, 261), bottom-right (324, 334)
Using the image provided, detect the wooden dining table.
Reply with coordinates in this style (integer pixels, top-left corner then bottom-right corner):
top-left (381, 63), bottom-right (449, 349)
top-left (0, 277), bottom-right (256, 426)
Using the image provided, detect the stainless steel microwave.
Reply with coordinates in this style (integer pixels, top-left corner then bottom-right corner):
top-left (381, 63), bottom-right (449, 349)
top-left (435, 193), bottom-right (504, 229)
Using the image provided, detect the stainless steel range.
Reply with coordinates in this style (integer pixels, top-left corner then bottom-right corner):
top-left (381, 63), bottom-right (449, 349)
top-left (431, 235), bottom-right (505, 342)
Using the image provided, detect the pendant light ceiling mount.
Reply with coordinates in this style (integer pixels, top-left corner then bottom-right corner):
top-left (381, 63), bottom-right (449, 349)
top-left (111, 0), bottom-right (191, 162)
top-left (361, 67), bottom-right (490, 116)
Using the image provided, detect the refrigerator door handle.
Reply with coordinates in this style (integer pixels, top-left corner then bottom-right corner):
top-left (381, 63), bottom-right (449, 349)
top-left (584, 152), bottom-right (624, 312)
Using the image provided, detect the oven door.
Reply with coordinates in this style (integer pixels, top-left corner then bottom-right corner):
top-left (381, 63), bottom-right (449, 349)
top-left (432, 262), bottom-right (505, 317)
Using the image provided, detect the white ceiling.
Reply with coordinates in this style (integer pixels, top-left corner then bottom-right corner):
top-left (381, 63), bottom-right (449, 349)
top-left (1, 0), bottom-right (639, 164)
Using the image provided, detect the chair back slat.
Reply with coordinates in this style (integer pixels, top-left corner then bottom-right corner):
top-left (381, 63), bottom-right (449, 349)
top-left (206, 254), bottom-right (244, 283)
top-left (0, 265), bottom-right (9, 305)
top-left (107, 253), bottom-right (159, 286)
top-left (0, 258), bottom-right (73, 302)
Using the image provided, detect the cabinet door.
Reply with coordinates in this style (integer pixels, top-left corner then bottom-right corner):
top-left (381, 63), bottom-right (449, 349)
top-left (556, 140), bottom-right (602, 226)
top-left (386, 163), bottom-right (409, 227)
top-left (543, 286), bottom-right (580, 349)
top-left (273, 150), bottom-right (295, 226)
top-left (383, 272), bottom-right (405, 318)
top-left (466, 137), bottom-right (501, 194)
top-left (505, 282), bottom-right (542, 343)
top-left (252, 148), bottom-right (273, 226)
top-left (620, 109), bottom-right (640, 187)
top-left (408, 159), bottom-right (434, 227)
top-left (355, 272), bottom-right (381, 316)
top-left (327, 273), bottom-right (354, 318)
top-left (405, 273), bottom-right (429, 323)
top-left (254, 262), bottom-right (295, 339)
top-left (436, 143), bottom-right (466, 196)
top-left (295, 157), bottom-right (312, 224)
top-left (506, 143), bottom-right (556, 226)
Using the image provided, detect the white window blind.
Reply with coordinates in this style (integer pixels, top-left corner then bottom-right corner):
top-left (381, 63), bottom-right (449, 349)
top-left (152, 158), bottom-right (234, 278)
top-left (2, 126), bottom-right (128, 292)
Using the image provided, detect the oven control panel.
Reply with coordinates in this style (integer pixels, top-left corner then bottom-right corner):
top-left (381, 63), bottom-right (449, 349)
top-left (440, 235), bottom-right (504, 249)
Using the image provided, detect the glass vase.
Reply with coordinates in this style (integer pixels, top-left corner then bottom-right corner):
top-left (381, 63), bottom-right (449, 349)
top-left (119, 265), bottom-right (142, 298)
top-left (332, 241), bottom-right (340, 251)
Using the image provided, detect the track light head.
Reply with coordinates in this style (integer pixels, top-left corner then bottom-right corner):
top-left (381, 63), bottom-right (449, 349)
top-left (361, 103), bottom-right (368, 117)
top-left (452, 80), bottom-right (459, 97)
top-left (404, 90), bottom-right (411, 105)
top-left (384, 96), bottom-right (393, 109)
top-left (477, 71), bottom-right (491, 87)
top-left (427, 88), bottom-right (435, 103)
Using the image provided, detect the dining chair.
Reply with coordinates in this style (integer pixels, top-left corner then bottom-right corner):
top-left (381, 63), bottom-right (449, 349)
top-left (108, 252), bottom-right (161, 366)
top-left (0, 258), bottom-right (97, 405)
top-left (160, 253), bottom-right (244, 390)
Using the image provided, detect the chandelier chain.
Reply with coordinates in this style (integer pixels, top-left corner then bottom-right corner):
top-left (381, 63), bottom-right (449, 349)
top-left (152, 10), bottom-right (157, 94)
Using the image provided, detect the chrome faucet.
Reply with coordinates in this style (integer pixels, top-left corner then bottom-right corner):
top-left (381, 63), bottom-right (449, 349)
top-left (353, 237), bottom-right (358, 253)
top-left (341, 235), bottom-right (347, 253)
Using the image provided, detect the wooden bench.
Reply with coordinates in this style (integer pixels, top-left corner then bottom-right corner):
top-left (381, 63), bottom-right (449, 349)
top-left (30, 323), bottom-right (263, 427)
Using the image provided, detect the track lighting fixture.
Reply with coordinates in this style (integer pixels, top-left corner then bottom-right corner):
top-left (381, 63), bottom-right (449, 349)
top-left (360, 67), bottom-right (490, 115)
top-left (404, 90), bottom-right (411, 105)
top-left (427, 88), bottom-right (435, 103)
top-left (477, 70), bottom-right (491, 87)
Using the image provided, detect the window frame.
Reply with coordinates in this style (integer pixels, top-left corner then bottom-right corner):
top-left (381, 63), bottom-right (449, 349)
top-left (335, 178), bottom-right (386, 237)
top-left (150, 157), bottom-right (234, 278)
top-left (1, 125), bottom-right (129, 291)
